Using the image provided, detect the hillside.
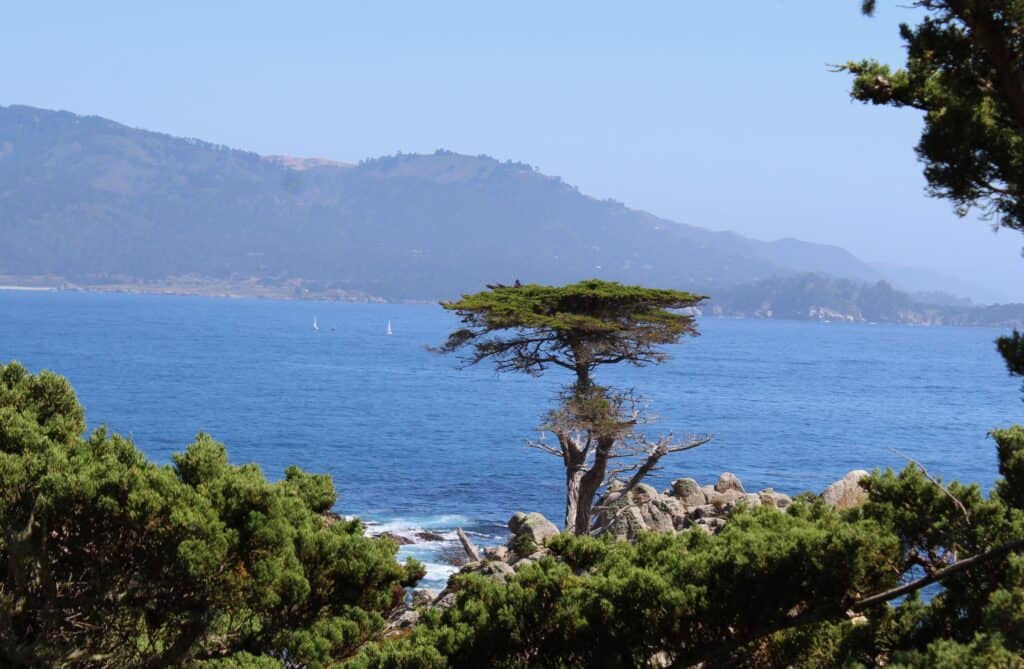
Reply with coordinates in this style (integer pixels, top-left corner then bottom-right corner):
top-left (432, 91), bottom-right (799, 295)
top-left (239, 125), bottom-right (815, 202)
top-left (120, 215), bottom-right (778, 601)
top-left (1, 105), bottom-right (886, 301)
top-left (710, 274), bottom-right (1024, 328)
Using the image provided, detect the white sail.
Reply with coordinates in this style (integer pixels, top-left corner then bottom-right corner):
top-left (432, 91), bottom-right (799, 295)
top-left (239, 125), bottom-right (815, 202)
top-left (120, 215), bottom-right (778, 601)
top-left (313, 316), bottom-right (319, 332)
top-left (386, 320), bottom-right (392, 336)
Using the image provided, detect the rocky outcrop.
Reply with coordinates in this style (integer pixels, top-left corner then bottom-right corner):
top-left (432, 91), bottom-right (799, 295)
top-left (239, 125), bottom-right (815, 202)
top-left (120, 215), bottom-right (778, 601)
top-left (671, 478), bottom-right (705, 506)
top-left (389, 468), bottom-right (879, 634)
top-left (820, 470), bottom-right (870, 510)
top-left (508, 511), bottom-right (559, 547)
top-left (595, 473), bottom-right (792, 540)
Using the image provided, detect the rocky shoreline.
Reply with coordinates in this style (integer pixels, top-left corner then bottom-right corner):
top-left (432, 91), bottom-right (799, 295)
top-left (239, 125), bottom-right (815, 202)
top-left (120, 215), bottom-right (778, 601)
top-left (382, 469), bottom-right (871, 636)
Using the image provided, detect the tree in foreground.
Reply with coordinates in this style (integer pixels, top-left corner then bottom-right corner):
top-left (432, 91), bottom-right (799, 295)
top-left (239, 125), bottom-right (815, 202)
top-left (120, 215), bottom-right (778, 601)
top-left (0, 361), bottom-right (422, 667)
top-left (845, 0), bottom-right (1024, 234)
top-left (436, 279), bottom-right (709, 534)
top-left (841, 0), bottom-right (1024, 370)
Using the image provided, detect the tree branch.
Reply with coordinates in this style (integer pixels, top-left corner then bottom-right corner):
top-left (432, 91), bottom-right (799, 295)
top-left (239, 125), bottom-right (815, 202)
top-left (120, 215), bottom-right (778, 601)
top-left (889, 447), bottom-right (971, 525)
top-left (675, 535), bottom-right (1024, 667)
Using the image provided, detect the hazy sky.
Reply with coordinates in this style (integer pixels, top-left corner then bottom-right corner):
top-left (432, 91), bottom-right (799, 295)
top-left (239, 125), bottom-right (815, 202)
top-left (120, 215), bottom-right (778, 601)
top-left (3, 1), bottom-right (1022, 300)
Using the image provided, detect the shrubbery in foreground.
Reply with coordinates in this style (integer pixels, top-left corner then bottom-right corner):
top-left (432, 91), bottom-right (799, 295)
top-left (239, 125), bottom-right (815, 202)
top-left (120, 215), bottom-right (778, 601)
top-left (4, 360), bottom-right (1024, 667)
top-left (357, 430), bottom-right (1024, 668)
top-left (0, 361), bottom-right (422, 667)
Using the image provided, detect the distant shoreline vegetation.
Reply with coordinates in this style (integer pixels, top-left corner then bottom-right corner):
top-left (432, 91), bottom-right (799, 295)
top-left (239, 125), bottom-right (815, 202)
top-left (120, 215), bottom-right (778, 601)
top-left (4, 271), bottom-right (1023, 328)
top-left (708, 273), bottom-right (1024, 329)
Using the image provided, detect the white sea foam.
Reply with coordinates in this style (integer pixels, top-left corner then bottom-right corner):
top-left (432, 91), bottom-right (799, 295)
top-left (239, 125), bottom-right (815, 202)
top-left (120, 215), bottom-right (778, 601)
top-left (362, 514), bottom-right (505, 590)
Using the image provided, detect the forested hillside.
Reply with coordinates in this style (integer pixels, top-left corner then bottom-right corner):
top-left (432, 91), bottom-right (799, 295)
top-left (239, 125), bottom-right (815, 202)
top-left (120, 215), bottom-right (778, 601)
top-left (0, 105), bottom-right (884, 300)
top-left (711, 274), bottom-right (1024, 327)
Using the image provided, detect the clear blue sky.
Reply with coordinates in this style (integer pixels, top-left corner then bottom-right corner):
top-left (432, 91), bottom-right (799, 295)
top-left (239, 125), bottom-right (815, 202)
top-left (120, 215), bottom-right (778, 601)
top-left (3, 1), bottom-right (1021, 301)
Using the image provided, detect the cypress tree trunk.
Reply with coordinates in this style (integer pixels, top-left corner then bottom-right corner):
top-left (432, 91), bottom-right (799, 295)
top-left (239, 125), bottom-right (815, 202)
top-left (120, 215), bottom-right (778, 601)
top-left (571, 436), bottom-right (614, 535)
top-left (564, 465), bottom-right (585, 534)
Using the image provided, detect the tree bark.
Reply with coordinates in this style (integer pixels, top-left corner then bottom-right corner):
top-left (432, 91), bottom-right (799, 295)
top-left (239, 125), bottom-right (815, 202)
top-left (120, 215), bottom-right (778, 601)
top-left (564, 464), bottom-right (585, 534)
top-left (455, 528), bottom-right (481, 562)
top-left (572, 436), bottom-right (615, 535)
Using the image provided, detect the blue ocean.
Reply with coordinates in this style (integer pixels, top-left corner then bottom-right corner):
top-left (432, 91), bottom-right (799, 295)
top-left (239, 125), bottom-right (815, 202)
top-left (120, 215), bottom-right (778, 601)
top-left (1, 290), bottom-right (1020, 587)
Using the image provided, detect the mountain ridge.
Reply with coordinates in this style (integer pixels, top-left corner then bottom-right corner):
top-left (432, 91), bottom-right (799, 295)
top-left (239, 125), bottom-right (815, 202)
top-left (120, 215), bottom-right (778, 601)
top-left (0, 104), bottom-right (943, 302)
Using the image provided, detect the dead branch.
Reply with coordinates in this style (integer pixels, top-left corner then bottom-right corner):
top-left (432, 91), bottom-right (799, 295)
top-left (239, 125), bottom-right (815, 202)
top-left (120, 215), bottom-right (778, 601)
top-left (526, 440), bottom-right (563, 457)
top-left (455, 528), bottom-right (481, 563)
top-left (597, 434), bottom-right (712, 513)
top-left (889, 448), bottom-right (971, 525)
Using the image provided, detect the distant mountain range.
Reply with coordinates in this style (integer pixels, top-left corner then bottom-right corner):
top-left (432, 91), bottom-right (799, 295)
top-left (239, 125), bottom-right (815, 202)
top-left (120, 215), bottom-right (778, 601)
top-left (0, 104), bottom-right (900, 302)
top-left (710, 274), bottom-right (1024, 328)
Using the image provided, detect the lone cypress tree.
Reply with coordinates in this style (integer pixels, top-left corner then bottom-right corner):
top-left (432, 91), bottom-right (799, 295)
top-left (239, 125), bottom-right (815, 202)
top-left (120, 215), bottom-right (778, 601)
top-left (437, 279), bottom-right (710, 534)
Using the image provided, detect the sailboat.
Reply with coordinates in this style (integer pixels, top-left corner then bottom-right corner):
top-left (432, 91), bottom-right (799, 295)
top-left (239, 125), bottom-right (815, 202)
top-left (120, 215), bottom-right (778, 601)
top-left (313, 316), bottom-right (319, 332)
top-left (385, 320), bottom-right (392, 336)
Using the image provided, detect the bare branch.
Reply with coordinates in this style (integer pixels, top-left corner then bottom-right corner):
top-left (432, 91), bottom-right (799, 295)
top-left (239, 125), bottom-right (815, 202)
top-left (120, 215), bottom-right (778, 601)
top-left (889, 448), bottom-right (971, 525)
top-left (455, 528), bottom-right (481, 563)
top-left (526, 440), bottom-right (563, 457)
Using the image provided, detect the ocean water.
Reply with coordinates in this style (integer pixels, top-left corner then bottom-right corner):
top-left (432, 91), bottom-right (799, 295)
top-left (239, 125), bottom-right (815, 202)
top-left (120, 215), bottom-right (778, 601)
top-left (1, 290), bottom-right (1021, 587)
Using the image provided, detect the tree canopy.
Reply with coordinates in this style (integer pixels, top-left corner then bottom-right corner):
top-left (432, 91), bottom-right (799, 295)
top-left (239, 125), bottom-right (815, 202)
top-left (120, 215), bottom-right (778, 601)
top-left (437, 279), bottom-right (705, 389)
top-left (844, 1), bottom-right (1024, 233)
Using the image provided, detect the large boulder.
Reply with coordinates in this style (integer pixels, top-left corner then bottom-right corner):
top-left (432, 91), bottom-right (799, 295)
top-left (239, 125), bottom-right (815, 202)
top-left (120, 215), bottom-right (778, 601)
top-left (412, 589), bottom-right (437, 608)
top-left (741, 493), bottom-right (762, 508)
top-left (596, 482), bottom-right (653, 540)
top-left (508, 511), bottom-right (528, 535)
top-left (671, 478), bottom-right (706, 507)
top-left (639, 494), bottom-right (684, 533)
top-left (820, 470), bottom-right (870, 510)
top-left (758, 488), bottom-right (793, 510)
top-left (715, 472), bottom-right (745, 494)
top-left (512, 512), bottom-right (559, 546)
top-left (483, 545), bottom-right (510, 562)
top-left (596, 482), bottom-right (690, 539)
top-left (708, 488), bottom-right (745, 508)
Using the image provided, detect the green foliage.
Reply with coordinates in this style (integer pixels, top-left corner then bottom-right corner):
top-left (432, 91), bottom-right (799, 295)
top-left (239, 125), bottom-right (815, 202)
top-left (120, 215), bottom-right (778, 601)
top-left (508, 533), bottom-right (537, 557)
top-left (844, 1), bottom-right (1024, 233)
top-left (0, 361), bottom-right (421, 667)
top-left (356, 504), bottom-right (902, 667)
top-left (354, 439), bottom-right (1024, 667)
top-left (437, 279), bottom-right (704, 384)
top-left (994, 425), bottom-right (1024, 510)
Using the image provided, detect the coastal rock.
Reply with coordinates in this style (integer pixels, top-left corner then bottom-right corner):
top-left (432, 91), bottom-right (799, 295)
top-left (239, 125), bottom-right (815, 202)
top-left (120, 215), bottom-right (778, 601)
top-left (508, 511), bottom-right (528, 535)
top-left (643, 496), bottom-right (686, 533)
top-left (632, 483), bottom-right (659, 500)
top-left (415, 531), bottom-right (446, 542)
top-left (483, 545), bottom-right (510, 562)
top-left (594, 484), bottom-right (646, 541)
top-left (688, 504), bottom-right (718, 520)
top-left (758, 489), bottom-right (793, 510)
top-left (715, 472), bottom-right (745, 494)
top-left (821, 470), bottom-right (870, 510)
top-left (709, 488), bottom-right (745, 508)
top-left (389, 608), bottom-right (419, 631)
top-left (379, 531), bottom-right (413, 546)
top-left (433, 591), bottom-right (457, 610)
top-left (412, 588), bottom-right (437, 608)
top-left (671, 478), bottom-right (706, 507)
top-left (693, 517), bottom-right (727, 534)
top-left (513, 512), bottom-right (559, 546)
top-left (463, 559), bottom-right (517, 582)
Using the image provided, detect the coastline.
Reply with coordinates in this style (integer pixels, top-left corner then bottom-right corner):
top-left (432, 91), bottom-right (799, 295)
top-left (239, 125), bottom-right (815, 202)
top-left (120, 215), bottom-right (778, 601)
top-left (2, 275), bottom-right (1021, 327)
